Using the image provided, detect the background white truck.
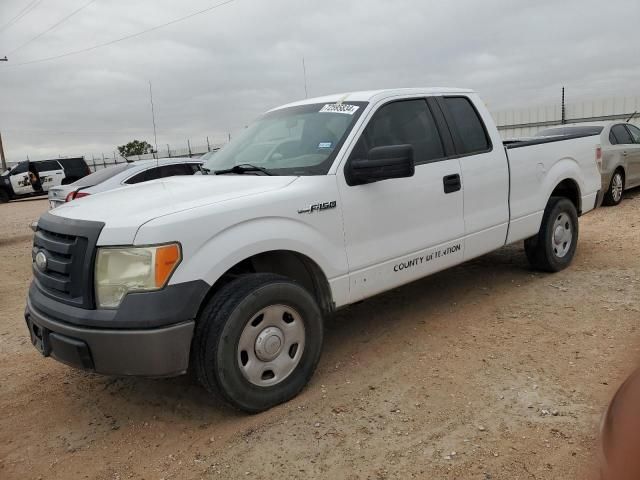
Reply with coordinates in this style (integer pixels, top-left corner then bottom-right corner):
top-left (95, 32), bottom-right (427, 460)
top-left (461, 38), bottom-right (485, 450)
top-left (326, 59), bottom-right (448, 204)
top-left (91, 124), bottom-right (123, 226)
top-left (25, 88), bottom-right (601, 412)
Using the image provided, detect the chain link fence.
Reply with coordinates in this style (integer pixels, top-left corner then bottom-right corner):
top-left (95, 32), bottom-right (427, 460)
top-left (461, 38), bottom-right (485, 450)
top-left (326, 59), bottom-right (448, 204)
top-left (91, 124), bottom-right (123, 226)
top-left (6, 139), bottom-right (227, 172)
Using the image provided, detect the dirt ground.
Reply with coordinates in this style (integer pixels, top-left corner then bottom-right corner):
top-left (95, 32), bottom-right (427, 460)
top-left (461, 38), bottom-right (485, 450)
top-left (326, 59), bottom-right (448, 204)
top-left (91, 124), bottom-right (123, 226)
top-left (1, 193), bottom-right (639, 480)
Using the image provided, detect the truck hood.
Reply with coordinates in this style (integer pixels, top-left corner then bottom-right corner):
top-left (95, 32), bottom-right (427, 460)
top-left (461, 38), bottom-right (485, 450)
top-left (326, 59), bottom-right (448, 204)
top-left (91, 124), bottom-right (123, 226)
top-left (49, 175), bottom-right (298, 244)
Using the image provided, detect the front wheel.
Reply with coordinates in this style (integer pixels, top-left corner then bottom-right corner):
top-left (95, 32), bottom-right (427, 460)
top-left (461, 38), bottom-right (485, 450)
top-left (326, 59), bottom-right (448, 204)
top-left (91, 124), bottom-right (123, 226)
top-left (0, 188), bottom-right (9, 203)
top-left (524, 196), bottom-right (579, 272)
top-left (192, 273), bottom-right (324, 412)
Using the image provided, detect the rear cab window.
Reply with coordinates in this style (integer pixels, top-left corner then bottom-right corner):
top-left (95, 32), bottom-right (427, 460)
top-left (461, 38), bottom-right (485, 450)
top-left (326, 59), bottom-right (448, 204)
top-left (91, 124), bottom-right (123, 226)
top-left (440, 96), bottom-right (491, 155)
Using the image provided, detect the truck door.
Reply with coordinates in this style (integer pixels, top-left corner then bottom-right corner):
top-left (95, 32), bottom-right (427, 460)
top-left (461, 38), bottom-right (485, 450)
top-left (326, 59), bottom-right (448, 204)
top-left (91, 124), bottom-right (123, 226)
top-left (436, 95), bottom-right (510, 260)
top-left (35, 160), bottom-right (65, 191)
top-left (9, 161), bottom-right (36, 196)
top-left (623, 124), bottom-right (640, 187)
top-left (338, 98), bottom-right (465, 303)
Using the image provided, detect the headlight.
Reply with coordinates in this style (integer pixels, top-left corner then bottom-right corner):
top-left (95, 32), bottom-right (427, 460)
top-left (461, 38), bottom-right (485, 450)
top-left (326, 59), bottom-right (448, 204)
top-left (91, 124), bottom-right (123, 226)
top-left (95, 243), bottom-right (181, 308)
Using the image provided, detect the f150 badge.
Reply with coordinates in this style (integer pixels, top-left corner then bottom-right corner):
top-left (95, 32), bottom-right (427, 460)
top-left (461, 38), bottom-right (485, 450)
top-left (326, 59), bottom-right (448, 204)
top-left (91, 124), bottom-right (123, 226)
top-left (298, 201), bottom-right (336, 214)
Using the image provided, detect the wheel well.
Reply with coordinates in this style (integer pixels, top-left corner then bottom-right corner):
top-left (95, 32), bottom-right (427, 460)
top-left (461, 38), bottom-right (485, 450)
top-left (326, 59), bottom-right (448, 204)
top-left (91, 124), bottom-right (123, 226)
top-left (614, 166), bottom-right (626, 182)
top-left (551, 179), bottom-right (581, 215)
top-left (196, 250), bottom-right (334, 318)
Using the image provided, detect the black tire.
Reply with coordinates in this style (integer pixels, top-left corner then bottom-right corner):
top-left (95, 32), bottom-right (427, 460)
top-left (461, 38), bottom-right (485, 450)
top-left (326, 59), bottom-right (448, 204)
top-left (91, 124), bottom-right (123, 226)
top-left (192, 273), bottom-right (324, 413)
top-left (524, 196), bottom-right (579, 272)
top-left (0, 188), bottom-right (9, 203)
top-left (602, 169), bottom-right (624, 206)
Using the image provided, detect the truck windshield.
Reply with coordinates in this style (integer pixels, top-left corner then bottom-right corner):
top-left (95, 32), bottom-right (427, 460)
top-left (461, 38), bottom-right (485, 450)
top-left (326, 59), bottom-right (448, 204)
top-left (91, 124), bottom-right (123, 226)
top-left (203, 102), bottom-right (367, 176)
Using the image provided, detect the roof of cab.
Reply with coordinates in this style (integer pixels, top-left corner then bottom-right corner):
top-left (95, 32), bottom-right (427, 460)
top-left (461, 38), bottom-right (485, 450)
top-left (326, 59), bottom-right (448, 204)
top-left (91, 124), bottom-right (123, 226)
top-left (270, 87), bottom-right (475, 112)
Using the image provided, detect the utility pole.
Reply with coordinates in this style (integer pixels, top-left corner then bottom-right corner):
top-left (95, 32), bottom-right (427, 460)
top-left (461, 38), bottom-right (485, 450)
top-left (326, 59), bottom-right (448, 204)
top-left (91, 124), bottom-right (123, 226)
top-left (0, 131), bottom-right (7, 171)
top-left (149, 81), bottom-right (159, 161)
top-left (302, 57), bottom-right (308, 98)
top-left (561, 87), bottom-right (566, 125)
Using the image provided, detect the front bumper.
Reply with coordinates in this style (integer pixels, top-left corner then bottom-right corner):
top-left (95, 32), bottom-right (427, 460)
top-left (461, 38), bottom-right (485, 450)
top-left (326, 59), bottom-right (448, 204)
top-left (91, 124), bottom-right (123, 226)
top-left (25, 296), bottom-right (195, 377)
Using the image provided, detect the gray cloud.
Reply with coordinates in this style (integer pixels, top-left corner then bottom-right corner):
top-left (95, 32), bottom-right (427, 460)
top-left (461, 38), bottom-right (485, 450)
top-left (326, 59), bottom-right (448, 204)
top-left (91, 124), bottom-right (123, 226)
top-left (1, 0), bottom-right (639, 161)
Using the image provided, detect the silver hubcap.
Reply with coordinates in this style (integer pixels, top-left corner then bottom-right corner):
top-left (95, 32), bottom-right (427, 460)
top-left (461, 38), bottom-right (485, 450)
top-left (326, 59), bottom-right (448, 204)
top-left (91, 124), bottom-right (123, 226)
top-left (551, 212), bottom-right (573, 258)
top-left (237, 304), bottom-right (305, 387)
top-left (611, 173), bottom-right (623, 202)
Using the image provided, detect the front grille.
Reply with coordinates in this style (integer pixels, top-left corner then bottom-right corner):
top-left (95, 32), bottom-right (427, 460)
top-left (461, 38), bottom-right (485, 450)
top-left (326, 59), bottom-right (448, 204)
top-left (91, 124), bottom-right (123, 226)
top-left (32, 212), bottom-right (104, 309)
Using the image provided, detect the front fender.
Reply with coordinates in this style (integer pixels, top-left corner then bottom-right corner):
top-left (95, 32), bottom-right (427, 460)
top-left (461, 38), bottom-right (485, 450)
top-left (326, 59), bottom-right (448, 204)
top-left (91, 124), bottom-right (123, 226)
top-left (154, 215), bottom-right (350, 308)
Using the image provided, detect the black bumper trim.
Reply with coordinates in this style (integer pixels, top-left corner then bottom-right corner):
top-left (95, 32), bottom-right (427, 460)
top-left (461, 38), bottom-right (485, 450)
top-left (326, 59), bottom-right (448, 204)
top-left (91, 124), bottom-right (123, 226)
top-left (28, 279), bottom-right (209, 329)
top-left (25, 298), bottom-right (195, 377)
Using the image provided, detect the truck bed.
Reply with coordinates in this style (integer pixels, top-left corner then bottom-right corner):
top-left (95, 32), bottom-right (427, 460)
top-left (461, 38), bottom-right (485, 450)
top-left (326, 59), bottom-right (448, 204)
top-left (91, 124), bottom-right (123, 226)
top-left (504, 133), bottom-right (602, 244)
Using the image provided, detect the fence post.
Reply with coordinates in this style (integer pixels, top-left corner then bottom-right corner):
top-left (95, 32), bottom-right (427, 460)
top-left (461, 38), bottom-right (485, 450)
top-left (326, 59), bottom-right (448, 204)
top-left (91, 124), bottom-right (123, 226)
top-left (167, 144), bottom-right (171, 158)
top-left (187, 139), bottom-right (192, 157)
top-left (206, 136), bottom-right (211, 152)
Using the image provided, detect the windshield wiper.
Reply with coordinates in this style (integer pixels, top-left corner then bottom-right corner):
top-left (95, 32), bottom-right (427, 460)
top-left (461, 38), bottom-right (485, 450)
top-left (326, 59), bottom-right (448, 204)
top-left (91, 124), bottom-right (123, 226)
top-left (214, 164), bottom-right (273, 176)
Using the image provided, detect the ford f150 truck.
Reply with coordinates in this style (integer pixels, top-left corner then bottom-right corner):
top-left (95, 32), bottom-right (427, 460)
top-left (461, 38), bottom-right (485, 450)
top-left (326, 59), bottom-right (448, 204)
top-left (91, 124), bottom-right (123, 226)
top-left (24, 88), bottom-right (602, 412)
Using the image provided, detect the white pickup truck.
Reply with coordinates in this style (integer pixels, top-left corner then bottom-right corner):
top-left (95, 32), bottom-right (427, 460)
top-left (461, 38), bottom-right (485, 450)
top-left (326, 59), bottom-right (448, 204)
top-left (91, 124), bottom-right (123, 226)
top-left (25, 88), bottom-right (602, 412)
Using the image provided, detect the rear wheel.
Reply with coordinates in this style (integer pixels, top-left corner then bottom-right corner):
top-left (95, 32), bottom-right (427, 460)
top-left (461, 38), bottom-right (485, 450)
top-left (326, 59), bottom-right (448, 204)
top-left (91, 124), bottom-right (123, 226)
top-left (603, 170), bottom-right (624, 206)
top-left (0, 188), bottom-right (9, 203)
top-left (524, 196), bottom-right (579, 272)
top-left (192, 273), bottom-right (324, 412)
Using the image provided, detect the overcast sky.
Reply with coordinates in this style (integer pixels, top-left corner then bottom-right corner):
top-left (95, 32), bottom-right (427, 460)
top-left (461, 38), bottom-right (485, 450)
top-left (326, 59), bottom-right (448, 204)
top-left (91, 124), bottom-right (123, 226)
top-left (1, 0), bottom-right (639, 162)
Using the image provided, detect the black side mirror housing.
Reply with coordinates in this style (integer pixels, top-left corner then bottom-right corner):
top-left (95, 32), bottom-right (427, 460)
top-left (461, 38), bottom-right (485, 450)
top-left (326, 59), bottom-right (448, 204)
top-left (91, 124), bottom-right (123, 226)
top-left (346, 144), bottom-right (415, 186)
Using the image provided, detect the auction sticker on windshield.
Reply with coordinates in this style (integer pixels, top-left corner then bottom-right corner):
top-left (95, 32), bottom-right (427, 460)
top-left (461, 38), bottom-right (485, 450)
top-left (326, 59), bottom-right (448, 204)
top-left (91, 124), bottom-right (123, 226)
top-left (319, 104), bottom-right (359, 115)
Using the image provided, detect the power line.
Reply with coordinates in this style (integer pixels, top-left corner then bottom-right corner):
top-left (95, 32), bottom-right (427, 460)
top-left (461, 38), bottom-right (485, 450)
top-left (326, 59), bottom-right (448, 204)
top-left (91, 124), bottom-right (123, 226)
top-left (0, 0), bottom-right (44, 34)
top-left (3, 0), bottom-right (235, 68)
top-left (7, 0), bottom-right (99, 56)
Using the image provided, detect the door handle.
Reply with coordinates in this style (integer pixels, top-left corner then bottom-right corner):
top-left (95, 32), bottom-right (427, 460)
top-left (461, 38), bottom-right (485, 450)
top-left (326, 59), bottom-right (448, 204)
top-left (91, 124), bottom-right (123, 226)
top-left (623, 151), bottom-right (628, 157)
top-left (443, 174), bottom-right (461, 194)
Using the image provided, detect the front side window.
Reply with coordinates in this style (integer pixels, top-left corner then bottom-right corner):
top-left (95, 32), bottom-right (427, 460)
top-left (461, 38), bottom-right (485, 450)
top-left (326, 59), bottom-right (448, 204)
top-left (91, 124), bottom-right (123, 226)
top-left (626, 124), bottom-right (640, 144)
top-left (443, 97), bottom-right (491, 154)
top-left (611, 125), bottom-right (633, 145)
top-left (202, 102), bottom-right (367, 176)
top-left (349, 99), bottom-right (445, 164)
top-left (11, 161), bottom-right (28, 175)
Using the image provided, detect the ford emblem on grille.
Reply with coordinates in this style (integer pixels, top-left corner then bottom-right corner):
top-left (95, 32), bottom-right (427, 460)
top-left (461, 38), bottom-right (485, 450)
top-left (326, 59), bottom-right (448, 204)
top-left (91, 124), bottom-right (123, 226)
top-left (35, 251), bottom-right (48, 272)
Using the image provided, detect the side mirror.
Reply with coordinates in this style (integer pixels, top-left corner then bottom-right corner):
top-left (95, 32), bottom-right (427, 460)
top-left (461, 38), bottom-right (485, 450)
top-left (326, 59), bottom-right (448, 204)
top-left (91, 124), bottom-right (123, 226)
top-left (346, 144), bottom-right (415, 186)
